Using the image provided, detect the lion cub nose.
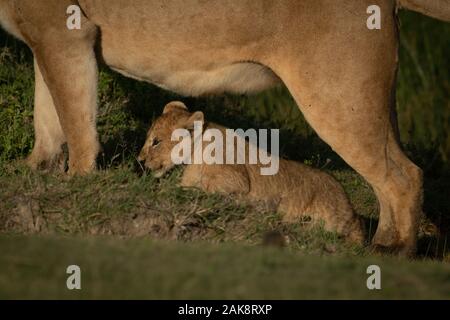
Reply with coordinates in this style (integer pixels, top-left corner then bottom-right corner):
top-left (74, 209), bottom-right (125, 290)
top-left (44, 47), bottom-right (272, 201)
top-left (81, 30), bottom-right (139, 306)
top-left (137, 150), bottom-right (146, 162)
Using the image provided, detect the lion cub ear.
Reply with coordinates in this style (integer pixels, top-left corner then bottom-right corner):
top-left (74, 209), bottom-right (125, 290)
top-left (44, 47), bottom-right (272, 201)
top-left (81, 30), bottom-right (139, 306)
top-left (183, 111), bottom-right (204, 130)
top-left (163, 101), bottom-right (188, 114)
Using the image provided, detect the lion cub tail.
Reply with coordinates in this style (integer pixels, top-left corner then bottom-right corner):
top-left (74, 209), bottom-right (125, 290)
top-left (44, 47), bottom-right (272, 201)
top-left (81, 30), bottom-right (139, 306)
top-left (397, 0), bottom-right (450, 22)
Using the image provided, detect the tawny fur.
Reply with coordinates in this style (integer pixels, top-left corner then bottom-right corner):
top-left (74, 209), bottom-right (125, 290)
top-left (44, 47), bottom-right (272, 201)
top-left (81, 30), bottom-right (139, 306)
top-left (1, 0), bottom-right (447, 255)
top-left (139, 102), bottom-right (365, 243)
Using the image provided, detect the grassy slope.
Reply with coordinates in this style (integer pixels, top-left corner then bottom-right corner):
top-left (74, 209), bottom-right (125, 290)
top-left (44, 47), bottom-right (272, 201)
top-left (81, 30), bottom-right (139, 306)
top-left (1, 235), bottom-right (449, 300)
top-left (0, 163), bottom-right (370, 255)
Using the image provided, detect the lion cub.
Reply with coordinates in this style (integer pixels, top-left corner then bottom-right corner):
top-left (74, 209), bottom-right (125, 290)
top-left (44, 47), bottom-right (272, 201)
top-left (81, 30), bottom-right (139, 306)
top-left (139, 102), bottom-right (364, 243)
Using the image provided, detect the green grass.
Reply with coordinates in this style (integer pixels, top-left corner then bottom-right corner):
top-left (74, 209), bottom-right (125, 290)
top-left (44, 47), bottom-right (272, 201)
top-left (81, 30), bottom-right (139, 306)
top-left (0, 163), bottom-right (369, 256)
top-left (1, 235), bottom-right (449, 300)
top-left (0, 11), bottom-right (449, 299)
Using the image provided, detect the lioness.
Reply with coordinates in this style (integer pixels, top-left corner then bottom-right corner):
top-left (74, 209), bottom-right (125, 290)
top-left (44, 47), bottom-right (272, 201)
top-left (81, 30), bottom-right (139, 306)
top-left (1, 0), bottom-right (449, 255)
top-left (139, 102), bottom-right (365, 243)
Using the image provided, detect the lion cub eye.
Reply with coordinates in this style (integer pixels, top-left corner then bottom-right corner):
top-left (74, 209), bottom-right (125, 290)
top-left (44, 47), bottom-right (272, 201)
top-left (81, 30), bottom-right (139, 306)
top-left (152, 138), bottom-right (161, 148)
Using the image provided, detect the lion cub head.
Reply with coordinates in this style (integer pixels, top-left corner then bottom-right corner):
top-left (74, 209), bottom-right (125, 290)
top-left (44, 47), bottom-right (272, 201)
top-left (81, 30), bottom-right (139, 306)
top-left (138, 101), bottom-right (204, 177)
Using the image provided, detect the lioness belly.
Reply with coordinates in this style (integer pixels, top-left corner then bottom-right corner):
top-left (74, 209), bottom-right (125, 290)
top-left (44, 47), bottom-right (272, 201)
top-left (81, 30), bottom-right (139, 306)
top-left (82, 0), bottom-right (283, 96)
top-left (99, 25), bottom-right (281, 96)
top-left (108, 59), bottom-right (280, 96)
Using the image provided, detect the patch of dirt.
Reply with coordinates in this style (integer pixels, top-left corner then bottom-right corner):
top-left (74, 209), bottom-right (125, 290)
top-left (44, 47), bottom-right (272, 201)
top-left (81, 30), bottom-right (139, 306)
top-left (7, 198), bottom-right (47, 234)
top-left (3, 196), bottom-right (230, 242)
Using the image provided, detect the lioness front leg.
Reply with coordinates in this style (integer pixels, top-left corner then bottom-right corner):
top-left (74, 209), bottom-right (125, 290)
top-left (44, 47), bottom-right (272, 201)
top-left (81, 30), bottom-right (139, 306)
top-left (14, 0), bottom-right (100, 175)
top-left (30, 28), bottom-right (99, 175)
top-left (26, 58), bottom-right (66, 172)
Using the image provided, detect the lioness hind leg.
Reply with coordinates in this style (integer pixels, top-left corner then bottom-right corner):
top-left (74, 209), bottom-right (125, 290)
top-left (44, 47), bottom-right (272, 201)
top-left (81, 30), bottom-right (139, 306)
top-left (277, 74), bottom-right (422, 255)
top-left (26, 58), bottom-right (66, 172)
top-left (271, 21), bottom-right (422, 256)
top-left (282, 80), bottom-right (422, 255)
top-left (369, 140), bottom-right (423, 255)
